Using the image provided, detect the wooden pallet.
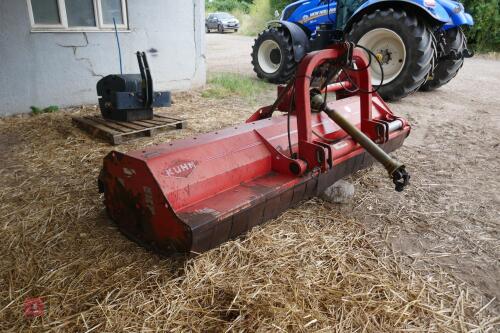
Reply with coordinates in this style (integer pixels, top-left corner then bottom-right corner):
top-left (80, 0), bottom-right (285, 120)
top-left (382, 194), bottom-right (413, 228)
top-left (72, 113), bottom-right (186, 145)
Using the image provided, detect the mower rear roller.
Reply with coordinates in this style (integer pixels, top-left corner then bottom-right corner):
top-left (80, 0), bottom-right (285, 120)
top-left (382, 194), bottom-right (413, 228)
top-left (99, 44), bottom-right (411, 255)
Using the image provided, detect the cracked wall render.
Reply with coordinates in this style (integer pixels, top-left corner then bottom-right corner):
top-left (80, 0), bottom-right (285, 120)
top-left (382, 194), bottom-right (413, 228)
top-left (0, 0), bottom-right (206, 116)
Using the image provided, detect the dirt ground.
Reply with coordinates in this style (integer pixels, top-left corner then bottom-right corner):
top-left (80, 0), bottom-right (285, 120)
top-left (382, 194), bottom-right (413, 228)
top-left (0, 33), bottom-right (498, 331)
top-left (208, 32), bottom-right (500, 308)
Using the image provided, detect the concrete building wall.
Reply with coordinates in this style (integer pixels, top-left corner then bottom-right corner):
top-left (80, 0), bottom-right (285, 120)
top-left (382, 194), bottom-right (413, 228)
top-left (0, 0), bottom-right (206, 116)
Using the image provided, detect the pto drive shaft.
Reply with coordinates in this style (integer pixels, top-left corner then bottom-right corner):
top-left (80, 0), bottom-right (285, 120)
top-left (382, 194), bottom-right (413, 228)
top-left (311, 94), bottom-right (410, 192)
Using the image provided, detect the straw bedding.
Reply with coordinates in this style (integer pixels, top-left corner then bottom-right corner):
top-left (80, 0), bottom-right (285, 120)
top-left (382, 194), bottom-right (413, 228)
top-left (0, 92), bottom-right (497, 332)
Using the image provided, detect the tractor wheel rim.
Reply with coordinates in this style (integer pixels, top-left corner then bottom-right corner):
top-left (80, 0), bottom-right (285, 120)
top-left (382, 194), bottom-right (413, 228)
top-left (258, 40), bottom-right (282, 74)
top-left (357, 28), bottom-right (406, 85)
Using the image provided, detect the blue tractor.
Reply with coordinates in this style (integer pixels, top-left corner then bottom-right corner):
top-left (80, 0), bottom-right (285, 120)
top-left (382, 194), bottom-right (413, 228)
top-left (251, 0), bottom-right (474, 100)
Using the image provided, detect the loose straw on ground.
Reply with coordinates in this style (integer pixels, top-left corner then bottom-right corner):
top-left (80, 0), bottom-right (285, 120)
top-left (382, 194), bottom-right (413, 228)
top-left (0, 91), bottom-right (498, 332)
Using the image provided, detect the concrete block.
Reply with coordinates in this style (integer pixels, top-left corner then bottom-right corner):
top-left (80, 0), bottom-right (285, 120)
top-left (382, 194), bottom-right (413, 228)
top-left (320, 179), bottom-right (355, 204)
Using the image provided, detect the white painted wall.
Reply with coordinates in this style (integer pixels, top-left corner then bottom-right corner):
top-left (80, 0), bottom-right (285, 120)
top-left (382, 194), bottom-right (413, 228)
top-left (0, 0), bottom-right (206, 116)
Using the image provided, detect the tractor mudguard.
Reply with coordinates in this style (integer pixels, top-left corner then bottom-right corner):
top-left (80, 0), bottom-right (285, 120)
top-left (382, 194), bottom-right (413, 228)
top-left (268, 20), bottom-right (311, 63)
top-left (345, 0), bottom-right (472, 31)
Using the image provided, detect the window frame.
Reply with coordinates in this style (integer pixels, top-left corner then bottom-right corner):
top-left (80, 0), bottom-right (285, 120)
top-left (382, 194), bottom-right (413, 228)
top-left (27, 0), bottom-right (129, 32)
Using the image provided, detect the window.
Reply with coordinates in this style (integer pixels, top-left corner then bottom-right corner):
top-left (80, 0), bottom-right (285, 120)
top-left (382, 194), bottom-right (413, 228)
top-left (27, 0), bottom-right (128, 32)
top-left (215, 13), bottom-right (233, 19)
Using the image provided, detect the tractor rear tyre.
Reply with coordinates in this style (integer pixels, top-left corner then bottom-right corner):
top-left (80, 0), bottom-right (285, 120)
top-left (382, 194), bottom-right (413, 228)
top-left (252, 27), bottom-right (297, 84)
top-left (420, 28), bottom-right (465, 91)
top-left (347, 9), bottom-right (434, 101)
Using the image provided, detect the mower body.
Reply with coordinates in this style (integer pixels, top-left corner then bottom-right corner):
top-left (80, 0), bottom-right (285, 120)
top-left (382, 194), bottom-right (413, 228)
top-left (99, 102), bottom-right (409, 254)
top-left (99, 46), bottom-right (411, 255)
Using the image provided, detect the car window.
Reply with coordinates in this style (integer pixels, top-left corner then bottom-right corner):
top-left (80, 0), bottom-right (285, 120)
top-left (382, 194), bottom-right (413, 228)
top-left (215, 13), bottom-right (233, 19)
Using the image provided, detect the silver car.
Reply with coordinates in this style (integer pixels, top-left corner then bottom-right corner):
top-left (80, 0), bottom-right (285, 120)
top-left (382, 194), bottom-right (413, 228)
top-left (206, 12), bottom-right (240, 33)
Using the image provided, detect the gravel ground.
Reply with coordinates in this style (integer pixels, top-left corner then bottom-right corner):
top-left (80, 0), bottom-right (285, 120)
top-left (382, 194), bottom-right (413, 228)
top-left (207, 32), bottom-right (500, 313)
top-left (206, 33), bottom-right (255, 74)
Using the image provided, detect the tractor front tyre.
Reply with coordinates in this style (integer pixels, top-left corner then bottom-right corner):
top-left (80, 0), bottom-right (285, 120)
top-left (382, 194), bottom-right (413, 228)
top-left (420, 28), bottom-right (465, 92)
top-left (252, 28), bottom-right (296, 84)
top-left (347, 9), bottom-right (434, 101)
